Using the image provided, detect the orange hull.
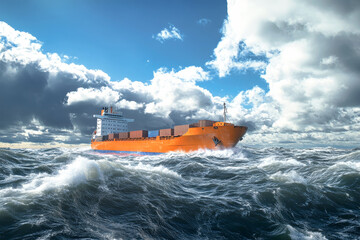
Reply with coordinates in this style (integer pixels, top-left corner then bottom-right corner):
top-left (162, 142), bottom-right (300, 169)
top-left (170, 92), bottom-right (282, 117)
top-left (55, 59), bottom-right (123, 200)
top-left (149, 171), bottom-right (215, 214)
top-left (91, 124), bottom-right (247, 154)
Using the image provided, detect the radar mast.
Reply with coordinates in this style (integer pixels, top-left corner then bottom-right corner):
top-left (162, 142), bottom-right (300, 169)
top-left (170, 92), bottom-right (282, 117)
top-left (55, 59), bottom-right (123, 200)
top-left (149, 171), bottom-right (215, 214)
top-left (223, 103), bottom-right (227, 122)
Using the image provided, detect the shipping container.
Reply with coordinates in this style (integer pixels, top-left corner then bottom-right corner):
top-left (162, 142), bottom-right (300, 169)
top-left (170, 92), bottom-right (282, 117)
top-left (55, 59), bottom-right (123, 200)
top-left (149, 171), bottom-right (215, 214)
top-left (159, 128), bottom-right (174, 136)
top-left (109, 133), bottom-right (122, 140)
top-left (174, 125), bottom-right (189, 136)
top-left (148, 130), bottom-right (159, 138)
top-left (190, 122), bottom-right (199, 128)
top-left (118, 132), bottom-right (129, 139)
top-left (102, 135), bottom-right (109, 141)
top-left (130, 130), bottom-right (148, 138)
top-left (108, 133), bottom-right (116, 140)
top-left (199, 120), bottom-right (216, 127)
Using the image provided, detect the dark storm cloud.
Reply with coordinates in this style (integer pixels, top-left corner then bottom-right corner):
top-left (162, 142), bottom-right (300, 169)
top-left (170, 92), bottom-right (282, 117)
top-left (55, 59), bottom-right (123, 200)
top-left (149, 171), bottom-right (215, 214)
top-left (0, 60), bottom-right (107, 131)
top-left (321, 34), bottom-right (360, 107)
top-left (0, 61), bottom-right (49, 128)
top-left (0, 62), bottom-right (113, 143)
top-left (124, 110), bottom-right (173, 131)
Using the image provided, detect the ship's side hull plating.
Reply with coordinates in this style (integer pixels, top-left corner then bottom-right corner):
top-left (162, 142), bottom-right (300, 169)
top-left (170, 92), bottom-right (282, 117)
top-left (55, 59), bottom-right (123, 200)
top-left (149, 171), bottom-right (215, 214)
top-left (91, 125), bottom-right (247, 153)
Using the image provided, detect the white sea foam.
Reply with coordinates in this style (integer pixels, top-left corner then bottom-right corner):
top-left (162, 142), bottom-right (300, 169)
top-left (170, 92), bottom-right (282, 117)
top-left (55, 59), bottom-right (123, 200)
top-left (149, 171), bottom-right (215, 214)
top-left (287, 225), bottom-right (328, 240)
top-left (220, 166), bottom-right (248, 171)
top-left (122, 162), bottom-right (181, 179)
top-left (258, 156), bottom-right (305, 169)
top-left (185, 148), bottom-right (244, 159)
top-left (270, 170), bottom-right (306, 184)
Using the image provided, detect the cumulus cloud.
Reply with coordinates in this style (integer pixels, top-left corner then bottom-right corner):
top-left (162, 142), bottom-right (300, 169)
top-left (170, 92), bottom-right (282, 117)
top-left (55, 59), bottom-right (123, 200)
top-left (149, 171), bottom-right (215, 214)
top-left (154, 25), bottom-right (183, 43)
top-left (116, 99), bottom-right (144, 110)
top-left (228, 86), bottom-right (280, 132)
top-left (208, 0), bottom-right (360, 138)
top-left (143, 67), bottom-right (211, 117)
top-left (66, 66), bottom-right (214, 127)
top-left (65, 85), bottom-right (144, 111)
top-left (66, 87), bottom-right (121, 106)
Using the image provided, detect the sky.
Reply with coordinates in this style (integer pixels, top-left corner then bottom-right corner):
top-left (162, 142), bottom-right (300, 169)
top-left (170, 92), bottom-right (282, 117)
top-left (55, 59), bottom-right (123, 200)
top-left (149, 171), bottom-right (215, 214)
top-left (0, 0), bottom-right (359, 148)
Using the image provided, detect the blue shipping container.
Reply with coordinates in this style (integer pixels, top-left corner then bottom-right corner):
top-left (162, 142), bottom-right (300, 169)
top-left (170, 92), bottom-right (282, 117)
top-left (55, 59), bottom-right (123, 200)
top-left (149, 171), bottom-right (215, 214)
top-left (148, 130), bottom-right (159, 138)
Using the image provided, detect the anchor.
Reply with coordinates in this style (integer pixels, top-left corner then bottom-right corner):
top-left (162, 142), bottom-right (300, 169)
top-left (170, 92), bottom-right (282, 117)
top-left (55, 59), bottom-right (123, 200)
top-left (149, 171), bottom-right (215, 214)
top-left (212, 136), bottom-right (222, 146)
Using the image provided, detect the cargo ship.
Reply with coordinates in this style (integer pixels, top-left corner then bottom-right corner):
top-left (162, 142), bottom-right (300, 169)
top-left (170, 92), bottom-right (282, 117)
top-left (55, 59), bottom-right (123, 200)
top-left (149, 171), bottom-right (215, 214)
top-left (91, 105), bottom-right (247, 154)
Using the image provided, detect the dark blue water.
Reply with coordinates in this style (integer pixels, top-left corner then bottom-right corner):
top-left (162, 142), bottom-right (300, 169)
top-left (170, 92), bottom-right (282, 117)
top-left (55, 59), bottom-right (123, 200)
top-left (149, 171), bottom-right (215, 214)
top-left (0, 146), bottom-right (360, 239)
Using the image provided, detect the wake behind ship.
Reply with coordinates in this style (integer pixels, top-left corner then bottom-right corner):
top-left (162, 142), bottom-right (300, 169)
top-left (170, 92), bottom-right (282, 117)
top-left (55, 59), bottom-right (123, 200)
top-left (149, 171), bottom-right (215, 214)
top-left (91, 105), bottom-right (247, 154)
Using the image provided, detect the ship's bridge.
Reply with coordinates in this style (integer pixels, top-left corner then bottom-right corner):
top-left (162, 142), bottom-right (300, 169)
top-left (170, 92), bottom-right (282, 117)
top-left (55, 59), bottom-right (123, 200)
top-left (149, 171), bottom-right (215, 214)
top-left (93, 107), bottom-right (134, 137)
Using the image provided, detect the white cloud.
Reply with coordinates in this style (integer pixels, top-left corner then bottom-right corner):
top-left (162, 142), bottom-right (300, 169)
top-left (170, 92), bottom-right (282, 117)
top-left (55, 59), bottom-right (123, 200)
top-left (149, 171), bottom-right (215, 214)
top-left (116, 99), bottom-right (144, 110)
top-left (112, 77), bottom-right (147, 93)
top-left (0, 21), bottom-right (110, 84)
top-left (66, 66), bottom-right (213, 116)
top-left (65, 87), bottom-right (121, 106)
top-left (154, 25), bottom-right (183, 43)
top-left (207, 0), bottom-right (360, 138)
top-left (229, 86), bottom-right (280, 130)
top-left (65, 81), bottom-right (146, 111)
top-left (144, 66), bottom-right (211, 117)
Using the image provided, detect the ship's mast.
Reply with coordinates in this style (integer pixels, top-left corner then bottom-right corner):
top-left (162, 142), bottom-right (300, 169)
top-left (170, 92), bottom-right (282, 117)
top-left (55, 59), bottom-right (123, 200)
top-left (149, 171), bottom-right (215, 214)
top-left (223, 102), bottom-right (227, 122)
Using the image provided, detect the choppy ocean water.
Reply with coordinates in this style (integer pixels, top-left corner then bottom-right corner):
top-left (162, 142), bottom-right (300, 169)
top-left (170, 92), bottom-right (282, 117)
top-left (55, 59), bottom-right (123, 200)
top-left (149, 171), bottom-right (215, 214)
top-left (0, 146), bottom-right (360, 240)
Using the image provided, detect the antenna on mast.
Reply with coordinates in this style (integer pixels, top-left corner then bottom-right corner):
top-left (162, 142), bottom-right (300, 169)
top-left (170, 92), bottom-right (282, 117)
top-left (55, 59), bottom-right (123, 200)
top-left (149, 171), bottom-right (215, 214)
top-left (223, 102), bottom-right (227, 122)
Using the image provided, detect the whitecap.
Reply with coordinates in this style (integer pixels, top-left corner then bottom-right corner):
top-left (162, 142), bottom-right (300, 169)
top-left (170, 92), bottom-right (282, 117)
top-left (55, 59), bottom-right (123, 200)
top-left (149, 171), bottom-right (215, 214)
top-left (328, 161), bottom-right (360, 172)
top-left (258, 156), bottom-right (305, 169)
top-left (122, 162), bottom-right (181, 179)
top-left (220, 166), bottom-right (248, 171)
top-left (185, 148), bottom-right (241, 159)
top-left (287, 225), bottom-right (328, 240)
top-left (270, 170), bottom-right (306, 184)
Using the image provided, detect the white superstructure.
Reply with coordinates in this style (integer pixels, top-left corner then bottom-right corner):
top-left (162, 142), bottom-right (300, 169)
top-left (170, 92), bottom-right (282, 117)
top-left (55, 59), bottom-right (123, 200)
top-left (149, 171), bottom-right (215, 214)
top-left (93, 107), bottom-right (134, 137)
